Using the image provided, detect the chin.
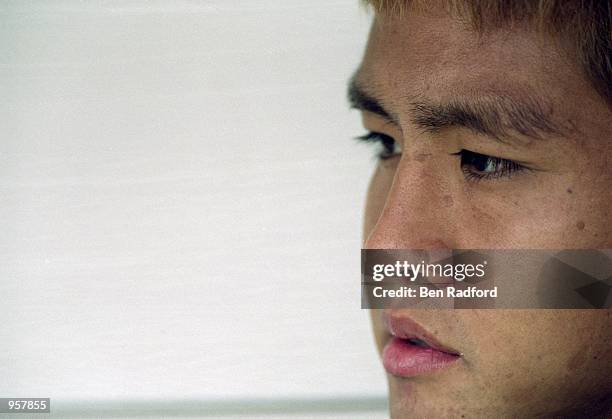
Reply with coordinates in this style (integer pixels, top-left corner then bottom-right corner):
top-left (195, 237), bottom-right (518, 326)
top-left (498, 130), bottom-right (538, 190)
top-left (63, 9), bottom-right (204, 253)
top-left (388, 377), bottom-right (462, 418)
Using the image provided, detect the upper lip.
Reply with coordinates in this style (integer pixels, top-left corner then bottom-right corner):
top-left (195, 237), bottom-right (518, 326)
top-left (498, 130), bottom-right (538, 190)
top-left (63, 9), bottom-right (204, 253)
top-left (382, 310), bottom-right (462, 356)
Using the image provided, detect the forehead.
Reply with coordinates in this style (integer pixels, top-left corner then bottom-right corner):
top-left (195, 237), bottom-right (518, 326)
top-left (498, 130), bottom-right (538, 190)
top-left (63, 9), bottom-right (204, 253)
top-left (356, 12), bottom-right (611, 143)
top-left (361, 14), bottom-right (566, 101)
top-left (358, 12), bottom-right (581, 109)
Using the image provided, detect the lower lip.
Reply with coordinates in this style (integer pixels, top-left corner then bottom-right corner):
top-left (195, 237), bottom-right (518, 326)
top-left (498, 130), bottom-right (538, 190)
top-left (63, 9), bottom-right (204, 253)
top-left (382, 337), bottom-right (460, 377)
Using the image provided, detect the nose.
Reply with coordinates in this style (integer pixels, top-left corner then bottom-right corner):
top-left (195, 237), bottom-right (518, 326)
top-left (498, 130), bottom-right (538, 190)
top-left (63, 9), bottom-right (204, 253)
top-left (363, 155), bottom-right (456, 250)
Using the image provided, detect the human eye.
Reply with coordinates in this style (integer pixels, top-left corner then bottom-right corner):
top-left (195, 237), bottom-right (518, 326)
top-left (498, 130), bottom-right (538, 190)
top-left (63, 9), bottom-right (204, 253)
top-left (355, 131), bottom-right (402, 160)
top-left (455, 149), bottom-right (529, 182)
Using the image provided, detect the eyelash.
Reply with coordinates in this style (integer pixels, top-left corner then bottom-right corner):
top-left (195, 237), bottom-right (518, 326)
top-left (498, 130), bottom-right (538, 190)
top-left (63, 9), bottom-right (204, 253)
top-left (355, 131), bottom-right (529, 181)
top-left (355, 132), bottom-right (401, 160)
top-left (453, 149), bottom-right (527, 181)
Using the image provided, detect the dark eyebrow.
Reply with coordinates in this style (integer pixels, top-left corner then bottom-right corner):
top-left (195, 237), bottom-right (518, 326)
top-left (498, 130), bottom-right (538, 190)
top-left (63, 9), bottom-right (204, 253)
top-left (410, 96), bottom-right (565, 143)
top-left (348, 76), bottom-right (568, 144)
top-left (347, 77), bottom-right (396, 123)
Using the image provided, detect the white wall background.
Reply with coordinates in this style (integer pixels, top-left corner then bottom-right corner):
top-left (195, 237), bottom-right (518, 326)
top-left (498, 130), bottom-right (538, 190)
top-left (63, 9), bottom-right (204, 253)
top-left (0, 0), bottom-right (386, 416)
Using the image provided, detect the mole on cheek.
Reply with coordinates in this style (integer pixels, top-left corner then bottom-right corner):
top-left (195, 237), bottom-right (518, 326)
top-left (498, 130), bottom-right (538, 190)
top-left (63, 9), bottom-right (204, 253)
top-left (576, 221), bottom-right (585, 230)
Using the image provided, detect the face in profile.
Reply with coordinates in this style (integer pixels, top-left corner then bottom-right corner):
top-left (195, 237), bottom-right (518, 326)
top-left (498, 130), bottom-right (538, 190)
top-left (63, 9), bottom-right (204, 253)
top-left (351, 2), bottom-right (612, 417)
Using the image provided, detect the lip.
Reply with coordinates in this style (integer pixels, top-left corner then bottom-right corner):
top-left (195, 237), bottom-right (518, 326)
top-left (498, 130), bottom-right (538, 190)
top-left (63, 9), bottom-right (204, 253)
top-left (382, 311), bottom-right (462, 377)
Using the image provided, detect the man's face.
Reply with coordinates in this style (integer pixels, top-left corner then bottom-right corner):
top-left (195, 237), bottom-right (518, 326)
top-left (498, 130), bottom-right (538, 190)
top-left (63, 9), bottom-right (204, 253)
top-left (355, 6), bottom-right (612, 418)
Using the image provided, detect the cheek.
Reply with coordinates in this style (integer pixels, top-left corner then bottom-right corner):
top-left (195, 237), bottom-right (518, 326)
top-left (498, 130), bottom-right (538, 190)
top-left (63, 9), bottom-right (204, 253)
top-left (562, 178), bottom-right (612, 247)
top-left (469, 311), bottom-right (611, 397)
top-left (476, 178), bottom-right (612, 248)
top-left (456, 175), bottom-right (588, 248)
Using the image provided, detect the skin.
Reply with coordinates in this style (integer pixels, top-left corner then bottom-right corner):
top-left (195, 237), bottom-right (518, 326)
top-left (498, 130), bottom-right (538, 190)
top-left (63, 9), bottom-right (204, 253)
top-left (355, 4), bottom-right (612, 418)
